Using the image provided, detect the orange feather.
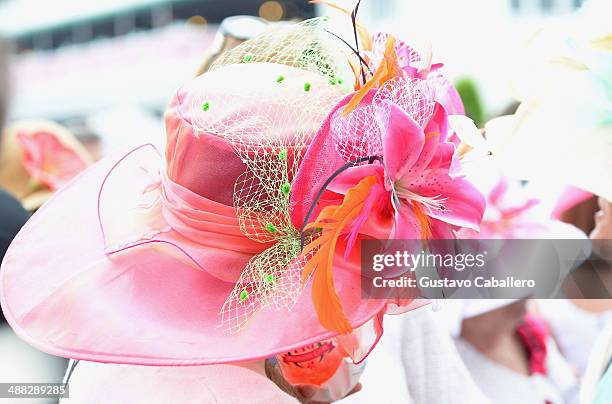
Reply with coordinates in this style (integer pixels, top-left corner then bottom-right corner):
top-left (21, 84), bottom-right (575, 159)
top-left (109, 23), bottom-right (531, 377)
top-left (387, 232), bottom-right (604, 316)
top-left (342, 35), bottom-right (401, 116)
top-left (348, 58), bottom-right (362, 90)
top-left (302, 176), bottom-right (379, 334)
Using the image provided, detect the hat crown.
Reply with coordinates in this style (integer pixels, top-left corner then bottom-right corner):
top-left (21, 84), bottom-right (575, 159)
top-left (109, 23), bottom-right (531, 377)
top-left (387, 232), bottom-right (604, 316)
top-left (164, 62), bottom-right (345, 206)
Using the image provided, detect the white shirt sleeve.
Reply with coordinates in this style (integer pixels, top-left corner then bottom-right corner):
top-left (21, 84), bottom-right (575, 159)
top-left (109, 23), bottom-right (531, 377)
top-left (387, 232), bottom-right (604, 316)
top-left (341, 305), bottom-right (490, 404)
top-left (400, 307), bottom-right (491, 404)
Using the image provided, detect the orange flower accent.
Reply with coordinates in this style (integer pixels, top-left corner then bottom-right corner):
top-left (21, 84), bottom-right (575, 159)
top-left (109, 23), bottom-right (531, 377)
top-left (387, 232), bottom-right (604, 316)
top-left (342, 35), bottom-right (402, 116)
top-left (302, 175), bottom-right (379, 334)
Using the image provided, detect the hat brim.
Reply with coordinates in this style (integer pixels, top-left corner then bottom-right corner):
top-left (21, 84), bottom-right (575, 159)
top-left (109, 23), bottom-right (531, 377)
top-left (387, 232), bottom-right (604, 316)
top-left (0, 146), bottom-right (388, 366)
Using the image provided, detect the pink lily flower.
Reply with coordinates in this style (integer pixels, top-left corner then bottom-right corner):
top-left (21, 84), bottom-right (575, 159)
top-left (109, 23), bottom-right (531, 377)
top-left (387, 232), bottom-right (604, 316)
top-left (327, 101), bottom-right (485, 242)
top-left (456, 175), bottom-right (549, 239)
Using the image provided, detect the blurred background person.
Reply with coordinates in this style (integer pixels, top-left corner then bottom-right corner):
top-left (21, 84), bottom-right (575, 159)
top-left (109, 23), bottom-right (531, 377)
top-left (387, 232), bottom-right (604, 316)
top-left (451, 300), bottom-right (577, 404)
top-left (539, 191), bottom-right (612, 378)
top-left (0, 188), bottom-right (28, 300)
top-left (477, 0), bottom-right (612, 381)
top-left (441, 162), bottom-right (588, 403)
top-left (580, 200), bottom-right (612, 403)
top-left (0, 36), bottom-right (29, 306)
top-left (0, 36), bottom-right (68, 404)
top-left (592, 198), bottom-right (612, 248)
top-left (0, 35), bottom-right (27, 322)
top-left (341, 305), bottom-right (491, 404)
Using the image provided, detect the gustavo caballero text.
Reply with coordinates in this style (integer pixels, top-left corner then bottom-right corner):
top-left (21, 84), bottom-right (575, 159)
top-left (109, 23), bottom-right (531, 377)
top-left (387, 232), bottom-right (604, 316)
top-left (372, 275), bottom-right (535, 289)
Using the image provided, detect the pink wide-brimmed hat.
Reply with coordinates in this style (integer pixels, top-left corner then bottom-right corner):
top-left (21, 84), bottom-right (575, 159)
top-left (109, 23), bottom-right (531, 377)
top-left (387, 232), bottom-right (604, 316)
top-left (1, 18), bottom-right (483, 366)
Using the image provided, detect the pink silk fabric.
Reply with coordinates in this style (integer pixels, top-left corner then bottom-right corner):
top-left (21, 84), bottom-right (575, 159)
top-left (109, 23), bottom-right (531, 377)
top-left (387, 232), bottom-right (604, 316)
top-left (97, 143), bottom-right (411, 364)
top-left (98, 143), bottom-right (266, 284)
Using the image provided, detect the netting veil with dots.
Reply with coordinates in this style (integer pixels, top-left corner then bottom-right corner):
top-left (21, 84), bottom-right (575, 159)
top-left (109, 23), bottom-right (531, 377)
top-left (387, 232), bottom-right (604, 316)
top-left (195, 18), bottom-right (439, 334)
top-left (193, 18), bottom-right (357, 333)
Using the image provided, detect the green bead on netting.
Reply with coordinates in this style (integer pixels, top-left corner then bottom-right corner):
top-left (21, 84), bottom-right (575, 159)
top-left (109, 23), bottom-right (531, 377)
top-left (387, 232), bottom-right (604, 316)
top-left (278, 149), bottom-right (288, 161)
top-left (281, 182), bottom-right (291, 195)
top-left (239, 290), bottom-right (249, 301)
top-left (303, 82), bottom-right (312, 92)
top-left (201, 101), bottom-right (210, 112)
top-left (265, 223), bottom-right (277, 233)
top-left (276, 75), bottom-right (285, 83)
top-left (337, 77), bottom-right (343, 84)
top-left (264, 274), bottom-right (275, 284)
top-left (243, 54), bottom-right (254, 63)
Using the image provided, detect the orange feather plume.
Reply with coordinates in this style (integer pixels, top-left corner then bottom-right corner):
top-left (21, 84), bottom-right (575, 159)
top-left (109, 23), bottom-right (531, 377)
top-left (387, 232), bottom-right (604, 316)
top-left (301, 175), bottom-right (379, 334)
top-left (348, 57), bottom-right (363, 90)
top-left (342, 35), bottom-right (402, 116)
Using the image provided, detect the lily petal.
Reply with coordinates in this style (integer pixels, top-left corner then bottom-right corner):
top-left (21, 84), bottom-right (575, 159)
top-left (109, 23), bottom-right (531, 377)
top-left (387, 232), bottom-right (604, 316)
top-left (448, 114), bottom-right (487, 151)
top-left (427, 71), bottom-right (465, 116)
top-left (382, 103), bottom-right (425, 179)
top-left (406, 172), bottom-right (485, 231)
top-left (400, 138), bottom-right (457, 182)
top-left (394, 203), bottom-right (421, 239)
top-left (431, 142), bottom-right (457, 172)
top-left (424, 103), bottom-right (449, 142)
top-left (429, 218), bottom-right (456, 239)
top-left (395, 103), bottom-right (447, 179)
top-left (327, 164), bottom-right (385, 195)
top-left (489, 176), bottom-right (509, 205)
top-left (403, 131), bottom-right (442, 180)
top-left (501, 198), bottom-right (541, 220)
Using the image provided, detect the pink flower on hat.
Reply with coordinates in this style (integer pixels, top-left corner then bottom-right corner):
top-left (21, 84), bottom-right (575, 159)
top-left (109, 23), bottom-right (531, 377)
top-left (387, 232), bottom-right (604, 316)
top-left (17, 130), bottom-right (90, 191)
top-left (327, 101), bottom-right (484, 242)
top-left (368, 32), bottom-right (465, 116)
top-left (290, 32), bottom-right (484, 333)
